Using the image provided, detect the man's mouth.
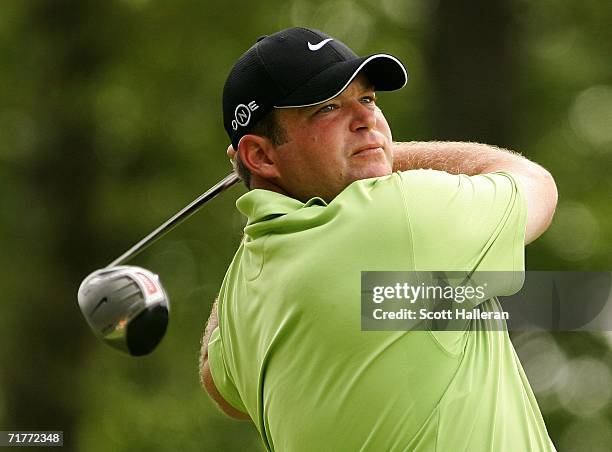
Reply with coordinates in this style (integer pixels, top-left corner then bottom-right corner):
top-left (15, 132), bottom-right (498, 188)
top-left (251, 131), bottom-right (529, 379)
top-left (352, 145), bottom-right (384, 157)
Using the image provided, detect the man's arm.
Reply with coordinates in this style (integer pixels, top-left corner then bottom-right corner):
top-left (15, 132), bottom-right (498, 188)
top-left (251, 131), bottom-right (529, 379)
top-left (392, 141), bottom-right (558, 245)
top-left (199, 299), bottom-right (251, 420)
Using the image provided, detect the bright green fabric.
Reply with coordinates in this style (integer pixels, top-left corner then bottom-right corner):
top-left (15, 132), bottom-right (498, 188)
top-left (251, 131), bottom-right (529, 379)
top-left (207, 170), bottom-right (555, 451)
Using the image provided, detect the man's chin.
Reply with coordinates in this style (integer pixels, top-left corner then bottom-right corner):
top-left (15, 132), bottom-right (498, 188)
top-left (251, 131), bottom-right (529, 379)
top-left (350, 163), bottom-right (393, 182)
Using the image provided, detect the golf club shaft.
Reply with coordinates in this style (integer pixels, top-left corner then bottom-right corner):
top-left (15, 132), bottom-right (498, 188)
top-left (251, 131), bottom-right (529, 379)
top-left (107, 172), bottom-right (241, 268)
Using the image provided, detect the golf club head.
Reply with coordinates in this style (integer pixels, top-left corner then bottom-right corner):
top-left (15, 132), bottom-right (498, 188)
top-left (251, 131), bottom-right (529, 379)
top-left (78, 266), bottom-right (169, 356)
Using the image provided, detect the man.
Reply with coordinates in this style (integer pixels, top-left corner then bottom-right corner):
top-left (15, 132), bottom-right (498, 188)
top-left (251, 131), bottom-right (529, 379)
top-left (200, 27), bottom-right (558, 451)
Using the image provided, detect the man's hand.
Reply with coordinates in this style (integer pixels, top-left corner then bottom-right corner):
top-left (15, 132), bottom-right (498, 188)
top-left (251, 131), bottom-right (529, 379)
top-left (392, 141), bottom-right (558, 245)
top-left (227, 144), bottom-right (237, 161)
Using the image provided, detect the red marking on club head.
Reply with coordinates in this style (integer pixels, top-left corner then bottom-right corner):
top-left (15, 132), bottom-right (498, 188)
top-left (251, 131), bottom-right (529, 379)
top-left (135, 272), bottom-right (158, 295)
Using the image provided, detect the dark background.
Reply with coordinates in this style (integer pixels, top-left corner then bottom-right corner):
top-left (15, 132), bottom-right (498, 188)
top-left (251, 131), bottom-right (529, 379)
top-left (1, 0), bottom-right (611, 450)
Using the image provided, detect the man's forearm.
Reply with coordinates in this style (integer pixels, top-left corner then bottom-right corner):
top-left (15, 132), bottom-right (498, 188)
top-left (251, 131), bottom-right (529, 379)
top-left (199, 299), bottom-right (219, 363)
top-left (199, 298), bottom-right (250, 420)
top-left (392, 141), bottom-right (525, 175)
top-left (393, 141), bottom-right (558, 244)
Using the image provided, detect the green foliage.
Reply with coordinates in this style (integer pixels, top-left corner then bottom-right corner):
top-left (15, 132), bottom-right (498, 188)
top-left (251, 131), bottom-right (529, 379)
top-left (1, 0), bottom-right (610, 450)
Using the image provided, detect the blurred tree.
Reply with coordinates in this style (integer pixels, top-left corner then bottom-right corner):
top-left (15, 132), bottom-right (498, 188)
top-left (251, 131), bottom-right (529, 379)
top-left (0, 0), bottom-right (610, 451)
top-left (2, 0), bottom-right (117, 450)
top-left (430, 0), bottom-right (517, 147)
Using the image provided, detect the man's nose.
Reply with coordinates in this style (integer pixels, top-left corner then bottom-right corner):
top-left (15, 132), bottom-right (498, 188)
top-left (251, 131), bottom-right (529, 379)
top-left (349, 101), bottom-right (377, 132)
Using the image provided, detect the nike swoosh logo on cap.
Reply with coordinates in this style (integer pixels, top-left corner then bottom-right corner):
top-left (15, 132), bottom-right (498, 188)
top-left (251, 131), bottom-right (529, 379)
top-left (308, 38), bottom-right (333, 51)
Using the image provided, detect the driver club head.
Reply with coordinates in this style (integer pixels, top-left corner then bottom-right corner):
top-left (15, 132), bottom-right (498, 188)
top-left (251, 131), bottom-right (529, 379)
top-left (78, 266), bottom-right (169, 356)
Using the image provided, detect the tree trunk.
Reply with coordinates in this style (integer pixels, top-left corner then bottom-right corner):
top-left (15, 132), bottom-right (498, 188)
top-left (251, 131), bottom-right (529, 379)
top-left (429, 0), bottom-right (517, 147)
top-left (3, 1), bottom-right (112, 449)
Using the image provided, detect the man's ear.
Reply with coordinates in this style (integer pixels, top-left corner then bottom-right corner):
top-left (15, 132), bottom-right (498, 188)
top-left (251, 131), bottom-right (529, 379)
top-left (236, 134), bottom-right (281, 180)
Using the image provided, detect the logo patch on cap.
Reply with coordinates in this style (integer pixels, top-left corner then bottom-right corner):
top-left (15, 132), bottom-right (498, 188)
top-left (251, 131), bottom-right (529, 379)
top-left (231, 100), bottom-right (260, 130)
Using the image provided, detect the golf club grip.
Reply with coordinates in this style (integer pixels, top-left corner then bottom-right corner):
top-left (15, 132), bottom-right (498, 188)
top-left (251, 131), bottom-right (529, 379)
top-left (107, 172), bottom-right (241, 268)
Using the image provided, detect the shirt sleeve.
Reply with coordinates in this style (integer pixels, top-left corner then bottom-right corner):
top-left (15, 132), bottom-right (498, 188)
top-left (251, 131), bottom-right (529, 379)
top-left (207, 327), bottom-right (247, 413)
top-left (399, 169), bottom-right (527, 296)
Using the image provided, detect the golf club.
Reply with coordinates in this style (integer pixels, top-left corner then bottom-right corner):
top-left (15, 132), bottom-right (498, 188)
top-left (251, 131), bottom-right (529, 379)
top-left (78, 172), bottom-right (240, 356)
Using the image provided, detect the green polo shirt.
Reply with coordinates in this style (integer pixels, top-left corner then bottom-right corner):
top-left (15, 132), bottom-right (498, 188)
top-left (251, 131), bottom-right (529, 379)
top-left (207, 170), bottom-right (555, 451)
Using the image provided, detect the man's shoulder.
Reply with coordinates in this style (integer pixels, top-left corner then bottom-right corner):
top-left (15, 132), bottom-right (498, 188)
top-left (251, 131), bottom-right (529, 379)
top-left (397, 169), bottom-right (521, 203)
top-left (339, 169), bottom-right (459, 206)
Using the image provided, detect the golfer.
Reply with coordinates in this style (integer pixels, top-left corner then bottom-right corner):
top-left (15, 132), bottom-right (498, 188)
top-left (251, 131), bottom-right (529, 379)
top-left (200, 27), bottom-right (558, 451)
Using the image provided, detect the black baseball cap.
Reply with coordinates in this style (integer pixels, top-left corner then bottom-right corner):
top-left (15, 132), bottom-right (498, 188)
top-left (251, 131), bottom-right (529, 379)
top-left (223, 27), bottom-right (408, 149)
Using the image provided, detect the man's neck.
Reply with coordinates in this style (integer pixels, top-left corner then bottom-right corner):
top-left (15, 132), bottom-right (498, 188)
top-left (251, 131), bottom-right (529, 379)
top-left (249, 175), bottom-right (292, 197)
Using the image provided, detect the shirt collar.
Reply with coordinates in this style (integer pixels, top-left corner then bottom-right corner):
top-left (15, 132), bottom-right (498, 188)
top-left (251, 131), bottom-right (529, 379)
top-left (236, 189), bottom-right (328, 226)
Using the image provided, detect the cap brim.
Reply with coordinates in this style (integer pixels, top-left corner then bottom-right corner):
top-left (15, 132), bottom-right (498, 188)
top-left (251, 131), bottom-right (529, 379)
top-left (274, 54), bottom-right (408, 108)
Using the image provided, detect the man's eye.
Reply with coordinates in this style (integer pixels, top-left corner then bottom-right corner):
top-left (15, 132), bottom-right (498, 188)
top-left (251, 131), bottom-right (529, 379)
top-left (317, 104), bottom-right (337, 114)
top-left (361, 95), bottom-right (376, 104)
